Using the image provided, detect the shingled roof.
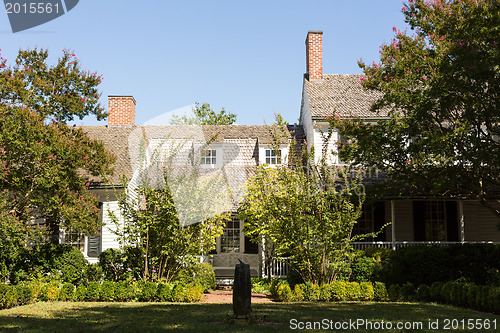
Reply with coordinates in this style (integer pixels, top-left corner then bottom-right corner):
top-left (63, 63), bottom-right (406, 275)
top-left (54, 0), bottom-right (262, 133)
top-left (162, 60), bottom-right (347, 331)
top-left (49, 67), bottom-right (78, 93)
top-left (305, 74), bottom-right (389, 119)
top-left (83, 124), bottom-right (305, 186)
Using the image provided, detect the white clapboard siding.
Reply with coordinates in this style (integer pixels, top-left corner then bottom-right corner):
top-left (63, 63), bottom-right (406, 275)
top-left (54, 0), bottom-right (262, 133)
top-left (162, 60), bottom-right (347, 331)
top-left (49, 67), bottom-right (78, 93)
top-left (463, 200), bottom-right (500, 242)
top-left (101, 201), bottom-right (123, 251)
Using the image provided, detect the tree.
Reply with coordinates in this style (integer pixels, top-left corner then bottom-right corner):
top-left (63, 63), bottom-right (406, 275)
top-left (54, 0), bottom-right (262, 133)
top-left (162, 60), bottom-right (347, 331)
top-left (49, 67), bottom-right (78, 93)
top-left (333, 0), bottom-right (500, 216)
top-left (238, 125), bottom-right (374, 285)
top-left (0, 48), bottom-right (106, 122)
top-left (169, 102), bottom-right (237, 125)
top-left (110, 135), bottom-right (228, 281)
top-left (0, 106), bottom-right (114, 236)
top-left (0, 48), bottom-right (114, 240)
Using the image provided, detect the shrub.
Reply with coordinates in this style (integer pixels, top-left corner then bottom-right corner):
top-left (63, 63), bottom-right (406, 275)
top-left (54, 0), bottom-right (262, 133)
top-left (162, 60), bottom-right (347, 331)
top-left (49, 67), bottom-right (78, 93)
top-left (114, 281), bottom-right (134, 302)
top-left (277, 284), bottom-right (293, 302)
top-left (0, 284), bottom-right (17, 309)
top-left (10, 244), bottom-right (87, 285)
top-left (388, 284), bottom-right (400, 302)
top-left (345, 282), bottom-right (361, 301)
top-left (185, 284), bottom-right (203, 302)
top-left (440, 281), bottom-right (454, 304)
top-left (85, 263), bottom-right (104, 283)
top-left (430, 282), bottom-right (443, 302)
top-left (359, 282), bottom-right (374, 301)
top-left (98, 246), bottom-right (143, 282)
top-left (490, 287), bottom-right (500, 314)
top-left (171, 283), bottom-right (186, 302)
top-left (174, 263), bottom-right (215, 293)
top-left (74, 284), bottom-right (87, 302)
top-left (28, 282), bottom-right (41, 300)
top-left (330, 281), bottom-right (347, 301)
top-left (351, 254), bottom-right (377, 282)
top-left (39, 283), bottom-right (59, 302)
top-left (85, 281), bottom-right (101, 301)
top-left (15, 284), bottom-right (33, 305)
top-left (138, 281), bottom-right (157, 302)
top-left (100, 281), bottom-right (115, 301)
top-left (251, 278), bottom-right (270, 294)
top-left (378, 244), bottom-right (500, 286)
top-left (466, 284), bottom-right (480, 309)
top-left (400, 282), bottom-right (416, 302)
top-left (58, 283), bottom-right (75, 301)
top-left (303, 283), bottom-right (320, 301)
top-left (373, 282), bottom-right (388, 301)
top-left (319, 284), bottom-right (332, 301)
top-left (292, 284), bottom-right (305, 301)
top-left (270, 279), bottom-right (287, 298)
top-left (156, 283), bottom-right (174, 302)
top-left (415, 284), bottom-right (431, 302)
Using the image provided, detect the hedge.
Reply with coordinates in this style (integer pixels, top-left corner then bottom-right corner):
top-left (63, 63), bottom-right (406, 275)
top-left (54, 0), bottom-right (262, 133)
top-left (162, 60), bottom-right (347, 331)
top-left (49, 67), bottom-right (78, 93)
top-left (0, 280), bottom-right (203, 309)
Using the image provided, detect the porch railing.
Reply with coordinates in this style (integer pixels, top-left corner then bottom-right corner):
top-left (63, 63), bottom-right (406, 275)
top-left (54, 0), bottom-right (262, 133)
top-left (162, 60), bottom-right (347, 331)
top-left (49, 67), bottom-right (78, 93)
top-left (264, 241), bottom-right (500, 278)
top-left (263, 257), bottom-right (291, 279)
top-left (351, 241), bottom-right (500, 251)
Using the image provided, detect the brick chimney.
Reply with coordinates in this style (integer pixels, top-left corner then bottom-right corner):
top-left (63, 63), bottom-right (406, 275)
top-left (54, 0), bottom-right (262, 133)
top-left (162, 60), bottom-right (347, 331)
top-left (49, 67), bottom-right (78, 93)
top-left (305, 31), bottom-right (323, 81)
top-left (107, 96), bottom-right (136, 127)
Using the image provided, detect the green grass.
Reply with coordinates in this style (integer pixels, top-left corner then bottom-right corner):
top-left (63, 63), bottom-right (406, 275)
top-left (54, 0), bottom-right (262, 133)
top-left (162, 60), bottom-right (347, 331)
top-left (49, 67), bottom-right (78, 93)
top-left (1, 301), bottom-right (499, 332)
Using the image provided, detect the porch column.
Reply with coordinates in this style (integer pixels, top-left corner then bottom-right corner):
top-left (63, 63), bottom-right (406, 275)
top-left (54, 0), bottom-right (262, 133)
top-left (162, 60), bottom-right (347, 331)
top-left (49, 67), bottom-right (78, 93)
top-left (391, 200), bottom-right (396, 250)
top-left (459, 200), bottom-right (465, 243)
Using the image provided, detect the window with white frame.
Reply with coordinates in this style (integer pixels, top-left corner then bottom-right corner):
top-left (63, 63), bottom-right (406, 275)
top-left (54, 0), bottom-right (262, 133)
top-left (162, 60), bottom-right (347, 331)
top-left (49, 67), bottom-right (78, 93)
top-left (424, 201), bottom-right (447, 241)
top-left (265, 149), bottom-right (281, 165)
top-left (201, 149), bottom-right (217, 165)
top-left (221, 217), bottom-right (240, 253)
top-left (64, 227), bottom-right (85, 251)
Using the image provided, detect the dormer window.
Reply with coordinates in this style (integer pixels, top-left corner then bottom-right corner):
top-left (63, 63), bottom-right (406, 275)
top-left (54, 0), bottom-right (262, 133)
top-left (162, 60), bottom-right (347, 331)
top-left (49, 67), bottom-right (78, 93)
top-left (201, 149), bottom-right (217, 165)
top-left (265, 149), bottom-right (281, 165)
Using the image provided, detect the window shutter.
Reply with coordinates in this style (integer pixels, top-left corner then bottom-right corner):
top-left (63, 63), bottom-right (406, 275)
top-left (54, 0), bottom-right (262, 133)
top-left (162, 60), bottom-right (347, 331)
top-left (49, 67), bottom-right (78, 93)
top-left (87, 229), bottom-right (101, 257)
top-left (413, 201), bottom-right (426, 241)
top-left (446, 201), bottom-right (459, 241)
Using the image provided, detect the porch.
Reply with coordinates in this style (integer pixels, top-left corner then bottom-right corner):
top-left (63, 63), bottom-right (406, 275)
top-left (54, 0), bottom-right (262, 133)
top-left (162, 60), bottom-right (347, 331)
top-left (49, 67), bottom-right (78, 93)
top-left (350, 240), bottom-right (500, 251)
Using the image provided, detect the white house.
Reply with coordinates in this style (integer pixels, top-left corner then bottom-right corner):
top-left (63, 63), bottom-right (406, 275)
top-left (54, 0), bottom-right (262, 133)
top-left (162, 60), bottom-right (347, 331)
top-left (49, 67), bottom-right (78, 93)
top-left (61, 31), bottom-right (500, 279)
top-left (300, 31), bottom-right (500, 248)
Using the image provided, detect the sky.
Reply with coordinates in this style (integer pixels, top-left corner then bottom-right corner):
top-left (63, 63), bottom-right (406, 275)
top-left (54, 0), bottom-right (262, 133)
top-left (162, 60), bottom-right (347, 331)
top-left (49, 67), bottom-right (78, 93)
top-left (0, 0), bottom-right (409, 126)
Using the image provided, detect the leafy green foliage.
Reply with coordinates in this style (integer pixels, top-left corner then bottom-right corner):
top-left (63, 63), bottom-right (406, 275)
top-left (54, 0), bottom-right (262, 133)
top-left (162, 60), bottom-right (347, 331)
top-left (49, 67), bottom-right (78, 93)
top-left (98, 247), bottom-right (143, 282)
top-left (111, 182), bottom-right (225, 282)
top-left (58, 283), bottom-right (75, 301)
top-left (10, 244), bottom-right (88, 285)
top-left (0, 48), bottom-right (106, 122)
top-left (169, 102), bottom-right (237, 125)
top-left (239, 124), bottom-right (371, 285)
top-left (373, 281), bottom-right (389, 301)
top-left (378, 244), bottom-right (500, 286)
top-left (185, 284), bottom-right (203, 302)
top-left (334, 0), bottom-right (500, 216)
top-left (0, 106), bottom-right (114, 236)
top-left (174, 263), bottom-right (215, 293)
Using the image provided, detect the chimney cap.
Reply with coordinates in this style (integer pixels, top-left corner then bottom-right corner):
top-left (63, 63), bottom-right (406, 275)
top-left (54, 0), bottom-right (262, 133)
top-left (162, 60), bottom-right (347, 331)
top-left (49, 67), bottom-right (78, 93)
top-left (307, 30), bottom-right (323, 34)
top-left (108, 95), bottom-right (136, 104)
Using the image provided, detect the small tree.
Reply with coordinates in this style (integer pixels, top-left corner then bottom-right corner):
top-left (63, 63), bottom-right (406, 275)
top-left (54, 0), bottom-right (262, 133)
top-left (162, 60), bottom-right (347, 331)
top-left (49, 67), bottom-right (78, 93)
top-left (239, 124), bottom-right (377, 285)
top-left (112, 184), bottom-right (225, 282)
top-left (169, 102), bottom-right (237, 125)
top-left (110, 134), bottom-right (228, 281)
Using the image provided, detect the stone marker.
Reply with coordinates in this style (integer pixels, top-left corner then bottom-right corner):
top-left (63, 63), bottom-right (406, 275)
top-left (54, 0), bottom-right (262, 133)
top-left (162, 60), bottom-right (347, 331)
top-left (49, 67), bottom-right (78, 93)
top-left (233, 259), bottom-right (251, 318)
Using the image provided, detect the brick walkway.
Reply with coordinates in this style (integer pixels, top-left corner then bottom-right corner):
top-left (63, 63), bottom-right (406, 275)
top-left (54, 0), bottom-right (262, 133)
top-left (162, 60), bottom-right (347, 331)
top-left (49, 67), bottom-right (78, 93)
top-left (201, 290), bottom-right (274, 303)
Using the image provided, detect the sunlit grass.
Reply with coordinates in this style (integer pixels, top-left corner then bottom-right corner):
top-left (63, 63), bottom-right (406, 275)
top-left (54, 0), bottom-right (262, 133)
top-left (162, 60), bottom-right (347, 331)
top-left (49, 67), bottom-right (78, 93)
top-left (1, 301), bottom-right (499, 332)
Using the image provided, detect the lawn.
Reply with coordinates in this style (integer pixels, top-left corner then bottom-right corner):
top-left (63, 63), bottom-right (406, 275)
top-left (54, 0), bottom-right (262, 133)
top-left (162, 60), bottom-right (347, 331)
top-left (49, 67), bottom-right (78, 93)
top-left (0, 301), bottom-right (499, 332)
